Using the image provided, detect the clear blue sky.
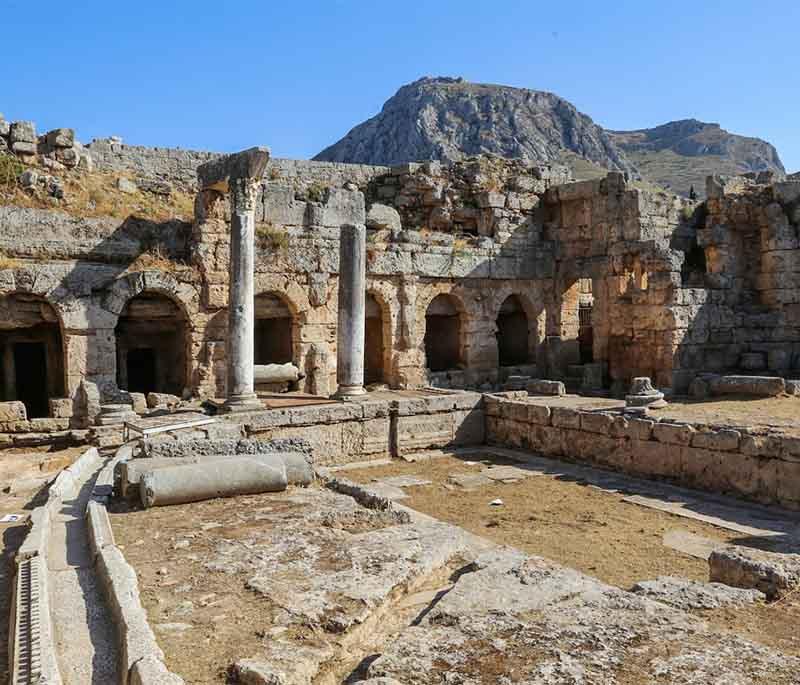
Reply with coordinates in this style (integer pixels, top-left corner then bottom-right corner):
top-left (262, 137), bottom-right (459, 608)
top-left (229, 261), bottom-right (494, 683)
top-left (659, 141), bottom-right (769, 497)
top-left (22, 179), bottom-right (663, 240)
top-left (3, 0), bottom-right (798, 171)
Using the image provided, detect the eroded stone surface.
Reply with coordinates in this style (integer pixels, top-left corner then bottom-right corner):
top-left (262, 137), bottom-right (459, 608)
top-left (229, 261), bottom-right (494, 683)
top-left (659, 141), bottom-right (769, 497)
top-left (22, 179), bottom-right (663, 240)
top-left (194, 488), bottom-right (479, 683)
top-left (631, 576), bottom-right (765, 610)
top-left (362, 549), bottom-right (799, 684)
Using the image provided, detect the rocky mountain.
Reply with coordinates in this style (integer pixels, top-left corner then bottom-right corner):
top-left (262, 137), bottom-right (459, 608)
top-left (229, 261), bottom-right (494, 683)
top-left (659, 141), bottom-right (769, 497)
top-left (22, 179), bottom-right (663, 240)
top-left (606, 120), bottom-right (785, 196)
top-left (315, 77), bottom-right (785, 197)
top-left (315, 77), bottom-right (636, 177)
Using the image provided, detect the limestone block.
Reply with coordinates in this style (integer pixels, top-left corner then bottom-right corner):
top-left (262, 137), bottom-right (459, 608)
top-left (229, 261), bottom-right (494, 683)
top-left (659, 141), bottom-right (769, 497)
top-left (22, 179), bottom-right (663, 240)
top-left (627, 417), bottom-right (655, 441)
top-left (562, 427), bottom-right (622, 466)
top-left (526, 404), bottom-right (551, 426)
top-left (652, 422), bottom-right (695, 446)
top-left (681, 447), bottom-right (726, 492)
top-left (709, 375), bottom-right (785, 397)
top-left (500, 401), bottom-right (529, 423)
top-left (452, 408), bottom-right (485, 446)
top-left (146, 392), bottom-right (181, 409)
top-left (526, 379), bottom-right (566, 396)
top-left (776, 459), bottom-right (800, 508)
top-left (739, 352), bottom-right (766, 371)
top-left (551, 407), bottom-right (581, 429)
top-left (0, 401), bottom-right (27, 422)
top-left (129, 393), bottom-right (148, 414)
top-left (690, 429), bottom-right (741, 452)
top-left (10, 120), bottom-right (36, 143)
top-left (740, 433), bottom-right (782, 458)
top-left (361, 417), bottom-right (391, 455)
top-left (781, 436), bottom-right (800, 462)
top-left (527, 424), bottom-right (565, 457)
top-left (308, 272), bottom-right (329, 307)
top-left (48, 398), bottom-right (73, 419)
top-left (579, 412), bottom-right (614, 435)
top-left (709, 546), bottom-right (800, 599)
top-left (322, 188), bottom-right (366, 228)
top-left (724, 451), bottom-right (778, 502)
top-left (397, 413), bottom-right (454, 454)
top-left (366, 203), bottom-right (402, 231)
top-left (45, 128), bottom-right (75, 148)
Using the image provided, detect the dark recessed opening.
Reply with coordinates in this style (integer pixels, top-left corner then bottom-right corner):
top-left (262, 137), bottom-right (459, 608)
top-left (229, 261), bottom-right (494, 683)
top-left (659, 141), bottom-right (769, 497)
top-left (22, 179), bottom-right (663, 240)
top-left (365, 294), bottom-right (385, 384)
top-left (14, 342), bottom-right (49, 418)
top-left (425, 295), bottom-right (462, 372)
top-left (126, 348), bottom-right (157, 395)
top-left (497, 295), bottom-right (529, 366)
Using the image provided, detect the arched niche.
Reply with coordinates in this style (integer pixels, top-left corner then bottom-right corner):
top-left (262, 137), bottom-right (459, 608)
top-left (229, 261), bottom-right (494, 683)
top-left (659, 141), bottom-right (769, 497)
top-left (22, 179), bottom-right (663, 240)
top-left (496, 294), bottom-right (530, 366)
top-left (115, 292), bottom-right (187, 395)
top-left (254, 292), bottom-right (296, 366)
top-left (0, 292), bottom-right (65, 418)
top-left (424, 293), bottom-right (464, 372)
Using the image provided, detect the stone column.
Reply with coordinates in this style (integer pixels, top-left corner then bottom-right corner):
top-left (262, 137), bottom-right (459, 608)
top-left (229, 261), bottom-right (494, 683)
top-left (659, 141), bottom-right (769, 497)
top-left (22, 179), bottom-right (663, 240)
top-left (334, 223), bottom-right (367, 398)
top-left (224, 177), bottom-right (262, 412)
top-left (198, 146), bottom-right (270, 413)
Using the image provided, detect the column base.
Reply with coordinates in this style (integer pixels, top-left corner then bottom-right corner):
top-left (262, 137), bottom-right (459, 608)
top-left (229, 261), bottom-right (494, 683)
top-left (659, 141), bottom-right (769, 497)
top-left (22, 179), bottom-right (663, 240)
top-left (332, 384), bottom-right (367, 401)
top-left (222, 393), bottom-right (263, 413)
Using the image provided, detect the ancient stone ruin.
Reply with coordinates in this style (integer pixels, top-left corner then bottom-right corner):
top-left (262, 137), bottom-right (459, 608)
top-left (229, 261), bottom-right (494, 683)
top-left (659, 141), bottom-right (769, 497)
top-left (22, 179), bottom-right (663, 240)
top-left (2, 114), bottom-right (800, 684)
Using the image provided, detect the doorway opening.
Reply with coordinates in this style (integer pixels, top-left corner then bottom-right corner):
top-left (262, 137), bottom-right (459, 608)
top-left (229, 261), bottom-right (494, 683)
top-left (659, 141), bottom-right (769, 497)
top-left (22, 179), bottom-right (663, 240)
top-left (365, 293), bottom-right (385, 384)
top-left (254, 293), bottom-right (294, 365)
top-left (115, 292), bottom-right (187, 395)
top-left (425, 294), bottom-right (463, 372)
top-left (0, 294), bottom-right (65, 418)
top-left (497, 295), bottom-right (529, 366)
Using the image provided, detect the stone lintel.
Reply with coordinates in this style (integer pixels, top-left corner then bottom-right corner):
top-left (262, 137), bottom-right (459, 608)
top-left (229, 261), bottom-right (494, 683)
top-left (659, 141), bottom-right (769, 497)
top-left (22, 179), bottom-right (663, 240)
top-left (197, 146), bottom-right (270, 192)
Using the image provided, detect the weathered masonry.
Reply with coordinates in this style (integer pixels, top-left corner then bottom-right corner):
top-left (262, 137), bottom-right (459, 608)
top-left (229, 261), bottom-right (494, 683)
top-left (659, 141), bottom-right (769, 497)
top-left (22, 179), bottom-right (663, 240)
top-left (0, 134), bottom-right (798, 425)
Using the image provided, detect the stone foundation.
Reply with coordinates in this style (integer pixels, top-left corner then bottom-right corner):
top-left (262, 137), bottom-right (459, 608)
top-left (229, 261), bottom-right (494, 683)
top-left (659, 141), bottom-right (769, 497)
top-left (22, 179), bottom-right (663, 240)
top-left (235, 390), bottom-right (484, 465)
top-left (485, 393), bottom-right (800, 509)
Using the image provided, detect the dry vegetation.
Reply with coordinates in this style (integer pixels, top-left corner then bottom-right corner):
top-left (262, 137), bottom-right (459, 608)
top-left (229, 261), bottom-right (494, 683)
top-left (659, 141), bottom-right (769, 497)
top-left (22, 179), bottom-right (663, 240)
top-left (0, 154), bottom-right (195, 222)
top-left (125, 244), bottom-right (191, 274)
top-left (255, 221), bottom-right (289, 252)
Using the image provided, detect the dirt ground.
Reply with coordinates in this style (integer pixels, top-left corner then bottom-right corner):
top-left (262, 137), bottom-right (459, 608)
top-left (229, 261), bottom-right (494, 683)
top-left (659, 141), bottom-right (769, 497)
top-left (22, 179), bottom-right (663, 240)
top-left (654, 395), bottom-right (800, 435)
top-left (108, 492), bottom-right (319, 684)
top-left (0, 444), bottom-right (80, 685)
top-left (528, 393), bottom-right (800, 435)
top-left (344, 453), bottom-right (800, 658)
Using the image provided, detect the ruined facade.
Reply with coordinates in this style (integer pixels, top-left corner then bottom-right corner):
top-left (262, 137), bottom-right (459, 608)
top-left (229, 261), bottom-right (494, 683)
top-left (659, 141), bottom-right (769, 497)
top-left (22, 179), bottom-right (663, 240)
top-left (0, 122), bottom-right (798, 428)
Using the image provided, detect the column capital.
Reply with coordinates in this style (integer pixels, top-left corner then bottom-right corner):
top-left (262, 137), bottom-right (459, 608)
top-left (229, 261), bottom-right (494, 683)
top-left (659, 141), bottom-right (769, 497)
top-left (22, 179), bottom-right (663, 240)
top-left (230, 176), bottom-right (260, 214)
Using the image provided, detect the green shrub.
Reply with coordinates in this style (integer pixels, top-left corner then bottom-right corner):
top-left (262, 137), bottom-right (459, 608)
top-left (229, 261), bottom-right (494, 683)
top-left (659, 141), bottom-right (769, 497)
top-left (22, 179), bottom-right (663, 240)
top-left (0, 153), bottom-right (25, 188)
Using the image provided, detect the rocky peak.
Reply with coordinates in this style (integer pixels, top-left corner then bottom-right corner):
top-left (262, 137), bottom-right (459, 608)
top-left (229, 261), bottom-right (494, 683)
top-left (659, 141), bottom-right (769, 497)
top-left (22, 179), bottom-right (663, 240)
top-left (315, 77), bottom-right (637, 177)
top-left (316, 78), bottom-right (786, 198)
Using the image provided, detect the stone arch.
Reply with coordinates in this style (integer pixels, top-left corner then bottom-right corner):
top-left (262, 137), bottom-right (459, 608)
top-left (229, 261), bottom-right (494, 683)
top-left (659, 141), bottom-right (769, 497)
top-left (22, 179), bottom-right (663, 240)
top-left (114, 290), bottom-right (189, 396)
top-left (0, 291), bottom-right (67, 417)
top-left (365, 289), bottom-right (392, 385)
top-left (105, 271), bottom-right (199, 322)
top-left (254, 290), bottom-right (300, 367)
top-left (424, 292), bottom-right (466, 372)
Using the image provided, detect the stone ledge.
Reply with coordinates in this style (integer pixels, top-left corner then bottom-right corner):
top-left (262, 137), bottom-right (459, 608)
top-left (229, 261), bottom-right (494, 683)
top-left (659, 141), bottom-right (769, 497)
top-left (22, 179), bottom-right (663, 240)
top-left (484, 396), bottom-right (800, 509)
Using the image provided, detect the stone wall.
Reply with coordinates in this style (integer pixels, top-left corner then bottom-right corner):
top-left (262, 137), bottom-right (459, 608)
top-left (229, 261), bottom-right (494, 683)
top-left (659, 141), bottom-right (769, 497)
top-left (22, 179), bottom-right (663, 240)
top-left (485, 393), bottom-right (800, 509)
top-left (2, 138), bottom-right (799, 413)
top-left (1, 115), bottom-right (91, 171)
top-left (665, 175), bottom-right (800, 386)
top-left (238, 390), bottom-right (484, 465)
top-left (86, 138), bottom-right (389, 192)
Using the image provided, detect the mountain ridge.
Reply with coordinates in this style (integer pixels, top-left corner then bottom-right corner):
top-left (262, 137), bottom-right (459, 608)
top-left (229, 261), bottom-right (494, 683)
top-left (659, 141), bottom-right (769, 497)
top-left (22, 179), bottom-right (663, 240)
top-left (315, 77), bottom-right (785, 196)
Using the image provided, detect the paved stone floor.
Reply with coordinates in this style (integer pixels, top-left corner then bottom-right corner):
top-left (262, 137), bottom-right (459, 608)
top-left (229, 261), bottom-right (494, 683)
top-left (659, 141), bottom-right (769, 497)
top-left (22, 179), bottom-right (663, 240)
top-left (110, 473), bottom-right (800, 684)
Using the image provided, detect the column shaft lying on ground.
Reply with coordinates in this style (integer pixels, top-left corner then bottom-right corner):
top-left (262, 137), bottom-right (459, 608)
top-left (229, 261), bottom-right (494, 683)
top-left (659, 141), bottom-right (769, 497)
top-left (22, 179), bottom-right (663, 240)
top-left (140, 458), bottom-right (288, 508)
